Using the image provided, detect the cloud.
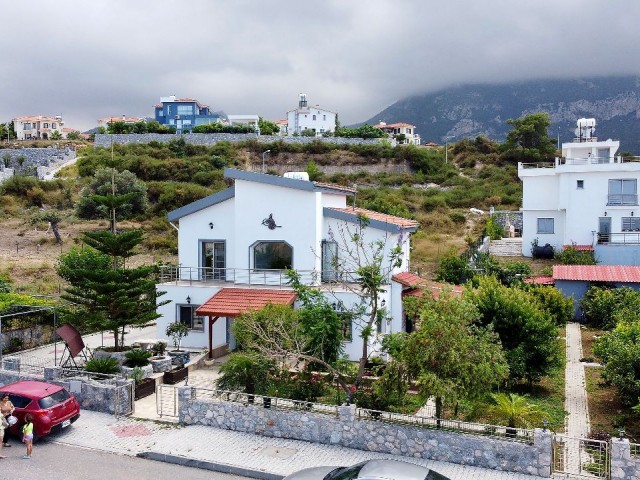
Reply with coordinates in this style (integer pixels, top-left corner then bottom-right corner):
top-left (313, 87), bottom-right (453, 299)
top-left (1, 0), bottom-right (638, 131)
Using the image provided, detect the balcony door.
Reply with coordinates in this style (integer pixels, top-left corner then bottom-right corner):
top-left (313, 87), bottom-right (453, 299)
top-left (201, 241), bottom-right (225, 280)
top-left (598, 217), bottom-right (611, 243)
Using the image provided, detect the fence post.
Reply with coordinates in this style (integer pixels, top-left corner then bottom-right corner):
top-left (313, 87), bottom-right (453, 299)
top-left (177, 385), bottom-right (195, 425)
top-left (44, 366), bottom-right (62, 382)
top-left (610, 437), bottom-right (633, 479)
top-left (534, 428), bottom-right (553, 477)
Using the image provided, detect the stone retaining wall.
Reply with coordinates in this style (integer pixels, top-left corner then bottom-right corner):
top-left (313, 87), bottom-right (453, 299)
top-left (177, 387), bottom-right (552, 477)
top-left (94, 133), bottom-right (382, 148)
top-left (0, 366), bottom-right (132, 415)
top-left (610, 438), bottom-right (640, 479)
top-left (0, 147), bottom-right (76, 180)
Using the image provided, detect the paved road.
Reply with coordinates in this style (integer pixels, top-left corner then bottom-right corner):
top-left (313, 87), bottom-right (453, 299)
top-left (1, 441), bottom-right (249, 480)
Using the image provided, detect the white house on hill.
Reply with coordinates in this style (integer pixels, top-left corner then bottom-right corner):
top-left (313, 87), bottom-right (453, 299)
top-left (286, 94), bottom-right (336, 137)
top-left (519, 117), bottom-right (640, 265)
top-left (156, 168), bottom-right (419, 360)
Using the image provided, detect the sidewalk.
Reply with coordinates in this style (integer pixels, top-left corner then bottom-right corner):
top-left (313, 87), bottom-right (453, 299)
top-left (50, 410), bottom-right (546, 480)
top-left (565, 322), bottom-right (590, 437)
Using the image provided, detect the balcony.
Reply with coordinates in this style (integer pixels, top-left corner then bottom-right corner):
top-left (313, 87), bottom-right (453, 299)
top-left (519, 156), bottom-right (640, 171)
top-left (607, 194), bottom-right (638, 206)
top-left (596, 232), bottom-right (640, 245)
top-left (158, 265), bottom-right (367, 288)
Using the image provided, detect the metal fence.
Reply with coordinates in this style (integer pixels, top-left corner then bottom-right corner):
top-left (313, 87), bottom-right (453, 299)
top-left (356, 407), bottom-right (534, 443)
top-left (630, 442), bottom-right (640, 458)
top-left (1, 355), bottom-right (51, 376)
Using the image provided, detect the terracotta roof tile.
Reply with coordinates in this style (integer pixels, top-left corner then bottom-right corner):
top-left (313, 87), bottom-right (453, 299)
top-left (392, 273), bottom-right (463, 297)
top-left (524, 275), bottom-right (556, 285)
top-left (563, 244), bottom-right (594, 251)
top-left (196, 288), bottom-right (296, 317)
top-left (327, 207), bottom-right (418, 229)
top-left (392, 272), bottom-right (427, 287)
top-left (374, 122), bottom-right (416, 129)
top-left (553, 265), bottom-right (640, 283)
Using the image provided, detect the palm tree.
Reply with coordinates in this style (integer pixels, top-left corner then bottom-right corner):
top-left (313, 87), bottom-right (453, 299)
top-left (487, 393), bottom-right (543, 436)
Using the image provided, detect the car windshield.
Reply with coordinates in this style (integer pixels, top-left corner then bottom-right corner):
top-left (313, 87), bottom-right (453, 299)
top-left (325, 462), bottom-right (366, 480)
top-left (1, 393), bottom-right (32, 409)
top-left (38, 389), bottom-right (71, 409)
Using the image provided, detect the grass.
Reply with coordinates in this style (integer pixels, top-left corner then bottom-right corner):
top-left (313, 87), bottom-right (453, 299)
top-left (580, 324), bottom-right (604, 361)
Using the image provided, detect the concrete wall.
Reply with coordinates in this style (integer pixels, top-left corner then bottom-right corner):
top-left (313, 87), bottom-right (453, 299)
top-left (595, 244), bottom-right (640, 266)
top-left (94, 133), bottom-right (382, 148)
top-left (177, 387), bottom-right (552, 477)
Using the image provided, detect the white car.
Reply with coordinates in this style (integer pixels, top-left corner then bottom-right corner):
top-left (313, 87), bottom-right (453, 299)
top-left (283, 459), bottom-right (450, 480)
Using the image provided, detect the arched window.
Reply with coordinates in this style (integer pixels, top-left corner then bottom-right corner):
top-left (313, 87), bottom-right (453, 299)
top-left (253, 241), bottom-right (293, 270)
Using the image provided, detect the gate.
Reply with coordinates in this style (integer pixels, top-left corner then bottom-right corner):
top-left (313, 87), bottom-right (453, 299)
top-left (156, 384), bottom-right (179, 418)
top-left (114, 381), bottom-right (135, 417)
top-left (553, 434), bottom-right (609, 478)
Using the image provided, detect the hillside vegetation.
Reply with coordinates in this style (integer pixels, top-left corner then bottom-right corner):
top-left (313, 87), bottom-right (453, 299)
top-left (0, 117), bottom-right (549, 293)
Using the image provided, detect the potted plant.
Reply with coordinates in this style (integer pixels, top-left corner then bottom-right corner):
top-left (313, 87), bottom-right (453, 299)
top-left (166, 321), bottom-right (190, 367)
top-left (121, 349), bottom-right (153, 379)
top-left (162, 363), bottom-right (188, 385)
top-left (129, 367), bottom-right (156, 400)
top-left (149, 340), bottom-right (172, 373)
top-left (84, 356), bottom-right (121, 380)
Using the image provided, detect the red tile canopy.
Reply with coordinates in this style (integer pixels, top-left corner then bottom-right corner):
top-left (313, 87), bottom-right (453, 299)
top-left (196, 288), bottom-right (297, 317)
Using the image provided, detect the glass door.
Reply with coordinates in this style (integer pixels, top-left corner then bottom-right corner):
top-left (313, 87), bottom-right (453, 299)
top-left (201, 241), bottom-right (225, 280)
top-left (598, 217), bottom-right (611, 243)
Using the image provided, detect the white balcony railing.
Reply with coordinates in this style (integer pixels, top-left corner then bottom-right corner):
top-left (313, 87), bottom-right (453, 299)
top-left (158, 265), bottom-right (369, 288)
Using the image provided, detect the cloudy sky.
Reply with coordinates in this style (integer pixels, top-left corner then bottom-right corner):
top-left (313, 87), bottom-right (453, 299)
top-left (2, 0), bottom-right (639, 131)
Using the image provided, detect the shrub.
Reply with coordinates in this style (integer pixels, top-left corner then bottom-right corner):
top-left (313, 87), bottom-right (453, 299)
top-left (485, 216), bottom-right (505, 240)
top-left (216, 353), bottom-right (272, 395)
top-left (128, 367), bottom-right (145, 384)
top-left (124, 349), bottom-right (152, 367)
top-left (435, 250), bottom-right (474, 284)
top-left (555, 245), bottom-right (597, 265)
top-left (449, 212), bottom-right (466, 224)
top-left (152, 340), bottom-right (167, 356)
top-left (85, 356), bottom-right (120, 375)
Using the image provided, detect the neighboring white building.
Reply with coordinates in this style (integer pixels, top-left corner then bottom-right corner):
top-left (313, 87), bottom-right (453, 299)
top-left (97, 115), bottom-right (144, 129)
top-left (273, 119), bottom-right (288, 136)
top-left (226, 114), bottom-right (259, 133)
top-left (518, 117), bottom-right (640, 265)
top-left (286, 94), bottom-right (336, 137)
top-left (156, 168), bottom-right (419, 360)
top-left (13, 115), bottom-right (65, 140)
top-left (374, 122), bottom-right (421, 146)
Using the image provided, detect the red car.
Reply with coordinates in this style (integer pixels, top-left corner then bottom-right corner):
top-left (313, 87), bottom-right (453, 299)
top-left (0, 380), bottom-right (80, 439)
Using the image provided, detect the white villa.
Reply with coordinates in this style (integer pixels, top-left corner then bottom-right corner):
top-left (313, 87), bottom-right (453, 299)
top-left (155, 168), bottom-right (420, 360)
top-left (519, 117), bottom-right (640, 265)
top-left (286, 94), bottom-right (336, 137)
top-left (374, 122), bottom-right (421, 146)
top-left (13, 115), bottom-right (65, 140)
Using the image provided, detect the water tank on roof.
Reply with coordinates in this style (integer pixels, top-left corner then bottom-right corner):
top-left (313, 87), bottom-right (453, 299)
top-left (283, 172), bottom-right (310, 181)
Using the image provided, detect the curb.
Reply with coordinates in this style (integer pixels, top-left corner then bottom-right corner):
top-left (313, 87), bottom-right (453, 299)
top-left (137, 451), bottom-right (284, 480)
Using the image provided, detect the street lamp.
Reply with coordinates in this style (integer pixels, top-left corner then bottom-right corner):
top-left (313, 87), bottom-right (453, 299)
top-left (444, 135), bottom-right (454, 164)
top-left (262, 149), bottom-right (271, 173)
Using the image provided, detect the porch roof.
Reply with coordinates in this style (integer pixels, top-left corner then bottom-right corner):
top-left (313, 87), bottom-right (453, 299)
top-left (553, 265), bottom-right (640, 283)
top-left (195, 288), bottom-right (297, 317)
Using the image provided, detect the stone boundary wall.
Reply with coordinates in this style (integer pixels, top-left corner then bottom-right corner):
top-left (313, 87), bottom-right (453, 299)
top-left (0, 366), bottom-right (132, 415)
top-left (248, 162), bottom-right (410, 175)
top-left (177, 387), bottom-right (552, 477)
top-left (94, 133), bottom-right (382, 148)
top-left (610, 438), bottom-right (640, 479)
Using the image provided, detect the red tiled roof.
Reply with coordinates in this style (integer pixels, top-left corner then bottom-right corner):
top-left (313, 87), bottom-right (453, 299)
top-left (392, 272), bottom-right (427, 287)
top-left (553, 265), bottom-right (640, 283)
top-left (374, 122), bottom-right (416, 129)
top-left (563, 244), bottom-right (594, 251)
top-left (524, 275), bottom-right (555, 285)
top-left (196, 288), bottom-right (296, 317)
top-left (328, 207), bottom-right (419, 229)
top-left (273, 119), bottom-right (288, 125)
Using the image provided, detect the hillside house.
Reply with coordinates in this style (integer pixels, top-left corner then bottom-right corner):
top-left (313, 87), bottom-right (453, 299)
top-left (155, 168), bottom-right (419, 360)
top-left (374, 122), bottom-right (421, 146)
top-left (286, 94), bottom-right (336, 137)
top-left (153, 96), bottom-right (221, 133)
top-left (13, 115), bottom-right (65, 140)
top-left (518, 117), bottom-right (640, 265)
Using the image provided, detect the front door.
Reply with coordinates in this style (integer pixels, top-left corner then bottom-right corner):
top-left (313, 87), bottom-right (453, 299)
top-left (201, 241), bottom-right (225, 280)
top-left (598, 217), bottom-right (611, 243)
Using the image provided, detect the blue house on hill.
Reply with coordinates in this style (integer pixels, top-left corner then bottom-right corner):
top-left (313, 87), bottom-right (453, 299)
top-left (153, 95), bottom-right (221, 133)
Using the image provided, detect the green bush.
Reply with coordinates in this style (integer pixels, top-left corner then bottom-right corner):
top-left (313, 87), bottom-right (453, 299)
top-left (216, 353), bottom-right (273, 395)
top-left (485, 216), bottom-right (505, 240)
top-left (85, 356), bottom-right (121, 375)
top-left (124, 349), bottom-right (152, 367)
top-left (555, 245), bottom-right (597, 265)
top-left (581, 286), bottom-right (638, 329)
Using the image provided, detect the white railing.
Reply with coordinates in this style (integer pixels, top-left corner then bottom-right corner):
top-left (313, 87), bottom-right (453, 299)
top-left (158, 265), bottom-right (367, 287)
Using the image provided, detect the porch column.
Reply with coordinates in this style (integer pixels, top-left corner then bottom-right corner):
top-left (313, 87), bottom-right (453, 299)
top-left (208, 316), bottom-right (219, 359)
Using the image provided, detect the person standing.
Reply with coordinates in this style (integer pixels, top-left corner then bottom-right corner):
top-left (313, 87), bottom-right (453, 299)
top-left (0, 394), bottom-right (14, 447)
top-left (0, 415), bottom-right (6, 458)
top-left (22, 413), bottom-right (34, 459)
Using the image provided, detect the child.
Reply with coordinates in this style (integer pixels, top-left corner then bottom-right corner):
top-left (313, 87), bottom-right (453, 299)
top-left (22, 414), bottom-right (33, 459)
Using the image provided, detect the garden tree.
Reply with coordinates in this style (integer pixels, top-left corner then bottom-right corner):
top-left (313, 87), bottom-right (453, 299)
top-left (57, 188), bottom-right (165, 349)
top-left (389, 293), bottom-right (508, 419)
top-left (435, 249), bottom-right (474, 285)
top-left (76, 168), bottom-right (148, 223)
top-left (499, 112), bottom-right (557, 162)
top-left (232, 303), bottom-right (351, 394)
top-left (486, 393), bottom-right (543, 429)
top-left (554, 244), bottom-right (597, 265)
top-left (65, 130), bottom-right (82, 141)
top-left (473, 253), bottom-right (533, 286)
top-left (258, 117), bottom-right (280, 136)
top-left (305, 160), bottom-right (321, 181)
top-left (300, 129), bottom-right (316, 137)
top-left (334, 125), bottom-right (386, 139)
top-left (50, 131), bottom-right (62, 140)
top-left (326, 216), bottom-right (404, 386)
top-left (216, 352), bottom-right (274, 395)
top-left (32, 210), bottom-right (63, 243)
top-left (0, 122), bottom-right (15, 141)
top-left (581, 286), bottom-right (640, 329)
top-left (465, 276), bottom-right (564, 385)
top-left (525, 284), bottom-right (574, 326)
top-left (594, 318), bottom-right (640, 406)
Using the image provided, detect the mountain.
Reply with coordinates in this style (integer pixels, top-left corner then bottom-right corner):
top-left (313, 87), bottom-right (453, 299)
top-left (362, 76), bottom-right (640, 153)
